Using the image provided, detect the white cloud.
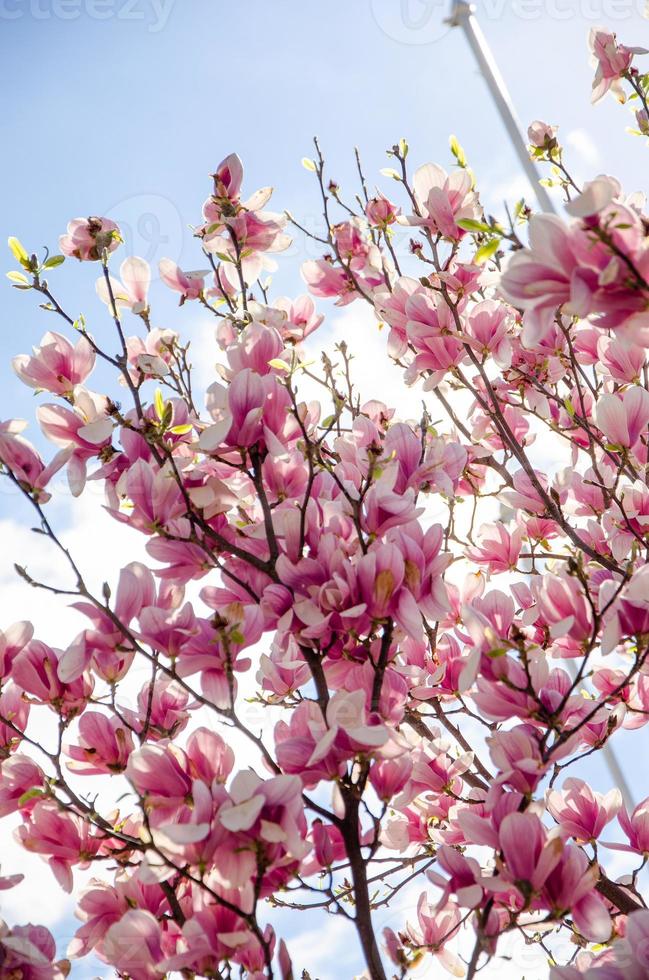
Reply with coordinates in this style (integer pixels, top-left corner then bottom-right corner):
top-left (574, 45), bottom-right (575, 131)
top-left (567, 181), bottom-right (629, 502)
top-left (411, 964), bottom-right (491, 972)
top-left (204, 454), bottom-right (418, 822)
top-left (566, 128), bottom-right (601, 169)
top-left (286, 914), bottom-right (361, 979)
top-left (481, 173), bottom-right (533, 214)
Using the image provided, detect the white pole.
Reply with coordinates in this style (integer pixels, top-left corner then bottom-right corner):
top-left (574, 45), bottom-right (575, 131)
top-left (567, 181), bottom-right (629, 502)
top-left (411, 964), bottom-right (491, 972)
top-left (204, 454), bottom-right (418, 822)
top-left (448, 0), bottom-right (635, 809)
top-left (447, 0), bottom-right (556, 215)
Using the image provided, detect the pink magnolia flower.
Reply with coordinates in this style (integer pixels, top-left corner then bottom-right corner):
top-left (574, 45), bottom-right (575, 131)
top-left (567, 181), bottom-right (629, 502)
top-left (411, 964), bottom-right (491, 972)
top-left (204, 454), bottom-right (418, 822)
top-left (403, 895), bottom-right (464, 976)
top-left (407, 738), bottom-right (473, 801)
top-left (542, 844), bottom-right (611, 941)
top-left (369, 756), bottom-right (412, 802)
top-left (223, 320), bottom-right (285, 377)
top-left (500, 205), bottom-right (649, 344)
top-left (589, 28), bottom-right (646, 103)
top-left (528, 120), bottom-right (558, 148)
top-left (121, 678), bottom-right (193, 741)
top-left (546, 777), bottom-right (622, 842)
top-left (125, 741), bottom-right (193, 818)
top-left (275, 692), bottom-right (388, 787)
top-left (464, 299), bottom-right (513, 367)
top-left (0, 754), bottom-right (46, 817)
top-left (210, 152), bottom-right (244, 203)
top-left (497, 811), bottom-right (563, 892)
top-left (598, 335), bottom-right (647, 384)
top-left (257, 642), bottom-right (311, 701)
top-left (158, 258), bottom-right (208, 301)
top-left (12, 640), bottom-right (93, 716)
top-left (596, 387), bottom-right (649, 449)
top-left (361, 475), bottom-right (422, 536)
top-left (365, 192), bottom-right (401, 229)
top-left (37, 387), bottom-right (114, 495)
top-left (487, 725), bottom-right (549, 794)
top-left (121, 458), bottom-right (186, 532)
top-left (0, 920), bottom-right (68, 980)
top-left (466, 523), bottom-right (523, 574)
top-left (96, 256), bottom-right (150, 313)
top-left (271, 294), bottom-right (324, 342)
top-left (301, 256), bottom-right (356, 305)
top-left (102, 910), bottom-right (166, 980)
top-left (0, 420), bottom-right (63, 501)
top-left (600, 565), bottom-right (649, 653)
top-left (399, 163), bottom-right (481, 240)
top-left (68, 874), bottom-right (169, 959)
top-left (125, 327), bottom-right (178, 381)
top-left (64, 711), bottom-right (134, 775)
top-left (0, 683), bottom-right (30, 756)
top-left (16, 800), bottom-right (101, 892)
top-left (428, 844), bottom-right (484, 909)
top-left (0, 620), bottom-right (33, 679)
top-left (374, 275), bottom-right (420, 356)
top-left (603, 796), bottom-right (649, 854)
top-left (203, 209), bottom-right (290, 273)
top-left (13, 332), bottom-right (95, 396)
top-left (536, 571), bottom-right (593, 653)
top-left (59, 216), bottom-right (120, 261)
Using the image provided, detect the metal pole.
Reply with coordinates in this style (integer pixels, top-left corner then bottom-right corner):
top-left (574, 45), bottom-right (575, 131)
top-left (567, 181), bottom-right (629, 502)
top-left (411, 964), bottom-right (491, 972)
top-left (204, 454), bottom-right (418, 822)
top-left (447, 0), bottom-right (556, 215)
top-left (448, 0), bottom-right (635, 809)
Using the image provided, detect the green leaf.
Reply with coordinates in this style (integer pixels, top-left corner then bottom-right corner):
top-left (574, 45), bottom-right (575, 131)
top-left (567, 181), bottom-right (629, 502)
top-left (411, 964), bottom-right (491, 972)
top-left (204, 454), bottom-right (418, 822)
top-left (8, 236), bottom-right (29, 265)
top-left (43, 254), bottom-right (65, 269)
top-left (457, 218), bottom-right (493, 234)
top-left (301, 157), bottom-right (317, 172)
top-left (268, 358), bottom-right (290, 372)
top-left (154, 387), bottom-right (165, 421)
top-left (379, 168), bottom-right (401, 181)
top-left (449, 134), bottom-right (467, 167)
top-left (18, 788), bottom-right (46, 806)
top-left (169, 423), bottom-right (193, 435)
top-left (6, 271), bottom-right (29, 284)
top-left (398, 137), bottom-right (409, 158)
top-left (474, 238), bottom-right (501, 265)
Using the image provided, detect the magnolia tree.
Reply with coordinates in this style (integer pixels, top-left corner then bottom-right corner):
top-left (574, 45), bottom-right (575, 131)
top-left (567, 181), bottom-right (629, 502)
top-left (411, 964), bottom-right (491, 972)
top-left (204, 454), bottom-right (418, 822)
top-left (3, 26), bottom-right (649, 980)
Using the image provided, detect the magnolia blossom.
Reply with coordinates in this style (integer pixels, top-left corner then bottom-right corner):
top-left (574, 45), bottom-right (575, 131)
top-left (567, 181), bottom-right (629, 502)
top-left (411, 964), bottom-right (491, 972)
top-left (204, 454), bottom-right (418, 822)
top-left (59, 216), bottom-right (120, 261)
top-left (159, 258), bottom-right (209, 300)
top-left (589, 28), bottom-right (646, 103)
top-left (399, 162), bottom-right (481, 240)
top-left (13, 332), bottom-right (95, 396)
top-left (528, 119), bottom-right (558, 148)
top-left (96, 256), bottom-right (150, 313)
top-left (546, 777), bottom-right (622, 842)
top-left (5, 42), bottom-right (649, 980)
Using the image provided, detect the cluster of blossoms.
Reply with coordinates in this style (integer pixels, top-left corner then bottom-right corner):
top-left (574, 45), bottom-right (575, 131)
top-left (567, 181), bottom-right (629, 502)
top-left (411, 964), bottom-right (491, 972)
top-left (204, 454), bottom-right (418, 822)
top-left (3, 28), bottom-right (649, 980)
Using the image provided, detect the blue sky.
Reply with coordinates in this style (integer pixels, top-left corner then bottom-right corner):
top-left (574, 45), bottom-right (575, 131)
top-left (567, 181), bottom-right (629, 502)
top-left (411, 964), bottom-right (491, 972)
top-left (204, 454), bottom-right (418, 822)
top-left (1, 3), bottom-right (649, 977)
